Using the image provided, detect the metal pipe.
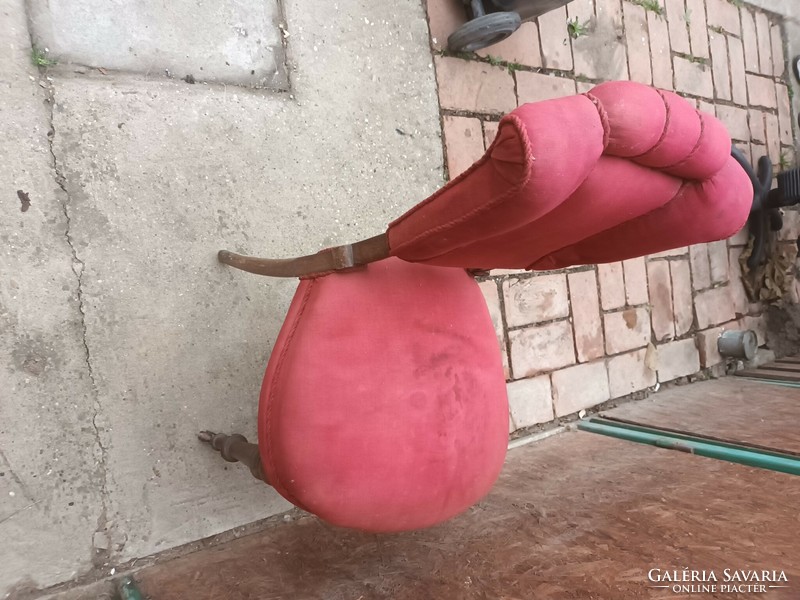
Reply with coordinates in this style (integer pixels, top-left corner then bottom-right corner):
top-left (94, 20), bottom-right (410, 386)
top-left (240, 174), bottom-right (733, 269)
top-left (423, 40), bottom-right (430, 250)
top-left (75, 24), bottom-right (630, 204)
top-left (578, 418), bottom-right (800, 476)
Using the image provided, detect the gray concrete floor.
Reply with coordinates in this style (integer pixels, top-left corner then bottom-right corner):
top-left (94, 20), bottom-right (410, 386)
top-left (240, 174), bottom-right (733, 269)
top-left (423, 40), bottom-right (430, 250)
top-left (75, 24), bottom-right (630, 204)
top-left (0, 0), bottom-right (442, 595)
top-left (27, 0), bottom-right (287, 88)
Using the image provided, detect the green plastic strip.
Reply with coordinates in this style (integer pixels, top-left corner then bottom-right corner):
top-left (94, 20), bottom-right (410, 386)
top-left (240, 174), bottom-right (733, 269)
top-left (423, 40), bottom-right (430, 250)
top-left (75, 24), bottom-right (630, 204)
top-left (592, 417), bottom-right (799, 459)
top-left (578, 418), bottom-right (800, 476)
top-left (118, 577), bottom-right (145, 600)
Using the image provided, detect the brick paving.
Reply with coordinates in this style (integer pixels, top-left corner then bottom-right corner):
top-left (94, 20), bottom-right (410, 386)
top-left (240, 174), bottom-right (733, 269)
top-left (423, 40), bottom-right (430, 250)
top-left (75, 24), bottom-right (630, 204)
top-left (425, 0), bottom-right (799, 433)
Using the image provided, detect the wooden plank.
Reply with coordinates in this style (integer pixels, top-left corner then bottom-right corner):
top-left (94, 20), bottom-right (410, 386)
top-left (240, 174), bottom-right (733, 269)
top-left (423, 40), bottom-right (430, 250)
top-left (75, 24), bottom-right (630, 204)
top-left (606, 377), bottom-right (800, 453)
top-left (737, 368), bottom-right (800, 382)
top-left (761, 362), bottom-right (800, 373)
top-left (134, 432), bottom-right (800, 600)
top-left (776, 356), bottom-right (800, 364)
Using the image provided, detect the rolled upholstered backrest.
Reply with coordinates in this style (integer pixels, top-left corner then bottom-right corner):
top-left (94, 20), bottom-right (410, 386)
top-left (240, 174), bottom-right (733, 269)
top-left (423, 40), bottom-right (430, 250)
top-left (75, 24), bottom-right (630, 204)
top-left (387, 81), bottom-right (752, 271)
top-left (258, 257), bottom-right (509, 532)
top-left (252, 81), bottom-right (753, 533)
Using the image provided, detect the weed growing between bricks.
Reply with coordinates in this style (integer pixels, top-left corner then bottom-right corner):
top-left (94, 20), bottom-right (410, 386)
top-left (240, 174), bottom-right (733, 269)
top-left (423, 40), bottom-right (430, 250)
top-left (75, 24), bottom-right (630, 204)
top-left (629, 0), bottom-right (665, 18)
top-left (567, 17), bottom-right (591, 39)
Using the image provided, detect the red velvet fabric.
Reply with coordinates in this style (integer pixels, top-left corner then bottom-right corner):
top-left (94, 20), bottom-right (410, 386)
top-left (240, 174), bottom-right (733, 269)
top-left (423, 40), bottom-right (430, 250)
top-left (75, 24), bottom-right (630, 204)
top-left (258, 258), bottom-right (508, 532)
top-left (387, 81), bottom-right (752, 270)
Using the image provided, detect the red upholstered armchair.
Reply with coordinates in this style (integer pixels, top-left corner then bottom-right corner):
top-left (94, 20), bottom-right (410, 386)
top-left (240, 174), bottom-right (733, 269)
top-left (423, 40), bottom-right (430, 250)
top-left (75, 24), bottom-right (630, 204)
top-left (202, 81), bottom-right (752, 532)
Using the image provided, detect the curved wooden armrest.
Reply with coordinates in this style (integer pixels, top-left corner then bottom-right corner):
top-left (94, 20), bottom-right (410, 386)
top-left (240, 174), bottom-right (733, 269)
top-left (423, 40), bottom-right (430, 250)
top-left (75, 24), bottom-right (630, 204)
top-left (218, 233), bottom-right (390, 278)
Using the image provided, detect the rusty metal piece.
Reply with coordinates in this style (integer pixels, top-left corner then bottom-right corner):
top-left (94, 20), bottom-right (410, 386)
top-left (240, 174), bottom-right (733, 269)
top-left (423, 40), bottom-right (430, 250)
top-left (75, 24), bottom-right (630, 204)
top-left (218, 233), bottom-right (390, 278)
top-left (466, 268), bottom-right (491, 278)
top-left (198, 431), bottom-right (268, 483)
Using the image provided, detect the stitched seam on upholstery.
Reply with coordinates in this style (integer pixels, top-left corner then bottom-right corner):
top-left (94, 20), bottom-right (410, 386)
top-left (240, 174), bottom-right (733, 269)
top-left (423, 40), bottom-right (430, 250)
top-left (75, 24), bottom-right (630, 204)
top-left (300, 270), bottom-right (334, 279)
top-left (391, 114), bottom-right (535, 256)
top-left (630, 89), bottom-right (672, 159)
top-left (525, 179), bottom-right (691, 270)
top-left (402, 96), bottom-right (608, 265)
top-left (584, 93), bottom-right (610, 149)
top-left (301, 265), bottom-right (371, 279)
top-left (387, 122), bottom-right (502, 227)
top-left (663, 109), bottom-right (706, 173)
top-left (265, 279), bottom-right (316, 508)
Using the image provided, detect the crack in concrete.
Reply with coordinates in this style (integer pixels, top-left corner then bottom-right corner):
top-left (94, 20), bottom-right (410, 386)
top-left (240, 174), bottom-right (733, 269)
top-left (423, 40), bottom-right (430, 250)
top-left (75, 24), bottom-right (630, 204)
top-left (0, 447), bottom-right (34, 504)
top-left (39, 78), bottom-right (113, 565)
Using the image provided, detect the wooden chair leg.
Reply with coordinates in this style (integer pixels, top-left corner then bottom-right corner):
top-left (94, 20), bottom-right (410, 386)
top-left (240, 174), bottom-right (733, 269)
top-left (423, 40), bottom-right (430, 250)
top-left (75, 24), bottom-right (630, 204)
top-left (198, 431), bottom-right (268, 484)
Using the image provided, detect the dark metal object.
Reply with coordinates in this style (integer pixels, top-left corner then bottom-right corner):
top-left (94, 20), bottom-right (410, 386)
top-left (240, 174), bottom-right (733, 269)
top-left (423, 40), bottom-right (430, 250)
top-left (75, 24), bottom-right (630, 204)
top-left (198, 431), bottom-right (268, 483)
top-left (717, 329), bottom-right (758, 360)
top-left (490, 0), bottom-right (574, 20)
top-left (448, 11), bottom-right (521, 52)
top-left (447, 0), bottom-right (573, 52)
top-left (218, 233), bottom-right (389, 278)
top-left (732, 145), bottom-right (771, 213)
top-left (732, 145), bottom-right (800, 268)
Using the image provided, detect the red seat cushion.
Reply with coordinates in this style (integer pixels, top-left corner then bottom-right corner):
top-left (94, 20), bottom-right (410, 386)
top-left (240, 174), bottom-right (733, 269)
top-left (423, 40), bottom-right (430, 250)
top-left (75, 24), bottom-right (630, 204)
top-left (387, 81), bottom-right (752, 271)
top-left (258, 258), bottom-right (508, 532)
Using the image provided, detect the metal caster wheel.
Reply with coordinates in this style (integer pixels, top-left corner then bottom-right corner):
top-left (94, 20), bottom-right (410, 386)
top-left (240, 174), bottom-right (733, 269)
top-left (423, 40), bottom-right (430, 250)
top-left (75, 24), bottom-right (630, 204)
top-left (448, 11), bottom-right (522, 52)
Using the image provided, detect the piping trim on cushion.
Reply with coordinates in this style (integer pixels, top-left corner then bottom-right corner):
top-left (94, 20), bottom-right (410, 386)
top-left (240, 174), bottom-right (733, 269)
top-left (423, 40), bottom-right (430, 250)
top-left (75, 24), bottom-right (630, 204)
top-left (583, 92), bottom-right (610, 150)
top-left (387, 121), bottom-right (503, 227)
top-left (389, 114), bottom-right (535, 257)
top-left (629, 89), bottom-right (673, 160)
top-left (663, 109), bottom-right (707, 172)
top-left (263, 279), bottom-right (316, 510)
top-left (524, 179), bottom-right (691, 270)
